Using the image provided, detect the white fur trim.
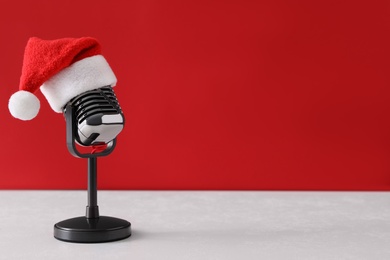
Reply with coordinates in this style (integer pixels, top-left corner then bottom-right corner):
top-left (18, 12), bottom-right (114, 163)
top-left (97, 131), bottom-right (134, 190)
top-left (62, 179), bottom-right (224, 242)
top-left (40, 55), bottom-right (117, 112)
top-left (8, 90), bottom-right (40, 120)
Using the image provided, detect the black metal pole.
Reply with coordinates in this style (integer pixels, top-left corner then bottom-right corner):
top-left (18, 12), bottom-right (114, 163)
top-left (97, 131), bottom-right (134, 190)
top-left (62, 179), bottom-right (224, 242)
top-left (86, 156), bottom-right (99, 219)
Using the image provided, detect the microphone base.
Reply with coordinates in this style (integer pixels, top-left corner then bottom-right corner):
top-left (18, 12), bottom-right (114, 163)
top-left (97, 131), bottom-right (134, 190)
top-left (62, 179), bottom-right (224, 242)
top-left (54, 216), bottom-right (131, 243)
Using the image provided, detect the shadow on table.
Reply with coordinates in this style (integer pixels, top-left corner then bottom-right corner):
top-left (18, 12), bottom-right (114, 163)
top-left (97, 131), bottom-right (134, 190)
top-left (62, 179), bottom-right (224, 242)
top-left (126, 227), bottom-right (318, 243)
top-left (124, 221), bottom-right (388, 244)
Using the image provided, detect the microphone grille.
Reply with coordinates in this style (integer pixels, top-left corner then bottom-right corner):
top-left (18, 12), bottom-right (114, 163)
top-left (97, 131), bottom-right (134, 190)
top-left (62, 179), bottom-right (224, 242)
top-left (70, 86), bottom-right (123, 124)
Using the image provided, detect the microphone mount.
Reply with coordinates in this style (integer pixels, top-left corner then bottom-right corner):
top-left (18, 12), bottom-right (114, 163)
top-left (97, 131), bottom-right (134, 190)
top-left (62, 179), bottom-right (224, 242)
top-left (53, 94), bottom-right (131, 243)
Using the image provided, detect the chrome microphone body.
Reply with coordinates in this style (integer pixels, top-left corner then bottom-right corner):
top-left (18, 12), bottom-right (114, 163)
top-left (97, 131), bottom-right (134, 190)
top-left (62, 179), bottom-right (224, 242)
top-left (63, 86), bottom-right (124, 146)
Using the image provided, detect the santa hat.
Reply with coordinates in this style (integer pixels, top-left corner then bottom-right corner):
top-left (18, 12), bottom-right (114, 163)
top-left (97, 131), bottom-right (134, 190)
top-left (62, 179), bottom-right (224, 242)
top-left (8, 37), bottom-right (117, 120)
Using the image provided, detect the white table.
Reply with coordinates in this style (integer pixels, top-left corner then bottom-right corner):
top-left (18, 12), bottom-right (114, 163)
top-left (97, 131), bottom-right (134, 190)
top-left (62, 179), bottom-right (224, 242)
top-left (1, 191), bottom-right (390, 259)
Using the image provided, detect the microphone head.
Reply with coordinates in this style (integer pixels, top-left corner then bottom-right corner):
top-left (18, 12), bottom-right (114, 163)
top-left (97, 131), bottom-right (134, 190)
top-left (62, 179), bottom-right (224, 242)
top-left (64, 86), bottom-right (124, 146)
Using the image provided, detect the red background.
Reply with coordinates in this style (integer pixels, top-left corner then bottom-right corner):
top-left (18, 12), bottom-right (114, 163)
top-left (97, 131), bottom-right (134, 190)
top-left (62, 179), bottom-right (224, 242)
top-left (0, 0), bottom-right (390, 190)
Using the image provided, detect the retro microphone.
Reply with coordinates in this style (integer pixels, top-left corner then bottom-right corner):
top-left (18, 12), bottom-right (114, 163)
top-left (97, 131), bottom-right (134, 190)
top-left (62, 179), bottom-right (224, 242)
top-left (8, 37), bottom-right (131, 243)
top-left (53, 85), bottom-right (131, 243)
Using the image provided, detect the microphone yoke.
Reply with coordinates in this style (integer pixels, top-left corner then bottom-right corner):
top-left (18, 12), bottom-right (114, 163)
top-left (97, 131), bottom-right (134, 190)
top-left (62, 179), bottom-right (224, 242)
top-left (64, 86), bottom-right (124, 146)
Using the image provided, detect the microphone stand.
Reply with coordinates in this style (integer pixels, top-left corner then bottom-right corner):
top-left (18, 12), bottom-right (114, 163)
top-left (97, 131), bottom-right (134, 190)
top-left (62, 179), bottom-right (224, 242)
top-left (53, 104), bottom-right (131, 243)
top-left (87, 156), bottom-right (99, 219)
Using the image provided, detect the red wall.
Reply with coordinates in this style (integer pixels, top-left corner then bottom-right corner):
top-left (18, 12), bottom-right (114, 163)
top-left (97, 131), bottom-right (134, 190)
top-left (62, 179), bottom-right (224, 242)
top-left (1, 0), bottom-right (390, 190)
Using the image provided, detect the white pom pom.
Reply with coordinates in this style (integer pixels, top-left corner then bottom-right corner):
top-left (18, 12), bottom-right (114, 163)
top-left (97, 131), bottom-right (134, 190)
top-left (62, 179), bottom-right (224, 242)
top-left (9, 90), bottom-right (40, 120)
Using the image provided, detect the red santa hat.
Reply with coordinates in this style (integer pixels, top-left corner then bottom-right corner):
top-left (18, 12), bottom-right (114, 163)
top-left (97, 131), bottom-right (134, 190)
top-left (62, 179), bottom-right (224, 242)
top-left (8, 37), bottom-right (117, 120)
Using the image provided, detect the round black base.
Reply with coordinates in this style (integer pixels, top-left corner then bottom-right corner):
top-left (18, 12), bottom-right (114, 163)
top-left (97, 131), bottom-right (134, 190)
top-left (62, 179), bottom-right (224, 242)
top-left (54, 216), bottom-right (131, 243)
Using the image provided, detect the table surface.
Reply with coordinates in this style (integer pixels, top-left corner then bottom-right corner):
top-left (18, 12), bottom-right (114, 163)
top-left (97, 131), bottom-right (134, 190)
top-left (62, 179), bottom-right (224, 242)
top-left (1, 191), bottom-right (390, 259)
